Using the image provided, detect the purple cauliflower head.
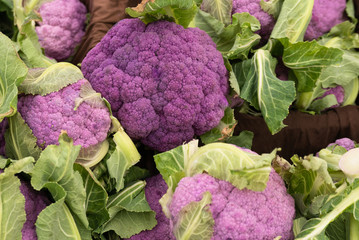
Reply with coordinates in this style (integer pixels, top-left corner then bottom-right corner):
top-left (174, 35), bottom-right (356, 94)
top-left (0, 119), bottom-right (8, 156)
top-left (17, 79), bottom-right (111, 150)
top-left (20, 180), bottom-right (51, 240)
top-left (128, 174), bottom-right (171, 240)
top-left (327, 138), bottom-right (357, 151)
top-left (232, 0), bottom-right (347, 41)
top-left (169, 170), bottom-right (296, 240)
top-left (304, 0), bottom-right (347, 40)
top-left (316, 85), bottom-right (345, 109)
top-left (0, 169), bottom-right (51, 240)
top-left (82, 18), bottom-right (229, 152)
top-left (232, 0), bottom-right (276, 40)
top-left (36, 0), bottom-right (87, 61)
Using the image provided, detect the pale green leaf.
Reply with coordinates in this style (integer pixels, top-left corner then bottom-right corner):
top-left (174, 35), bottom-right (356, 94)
top-left (0, 32), bottom-right (28, 120)
top-left (260, 0), bottom-right (283, 19)
top-left (173, 191), bottom-right (214, 240)
top-left (270, 0), bottom-right (314, 42)
top-left (5, 112), bottom-right (42, 160)
top-left (106, 130), bottom-right (141, 192)
top-left (31, 134), bottom-right (89, 228)
top-left (186, 142), bottom-right (276, 191)
top-left (126, 0), bottom-right (198, 28)
top-left (19, 62), bottom-right (83, 96)
top-left (201, 0), bottom-right (232, 25)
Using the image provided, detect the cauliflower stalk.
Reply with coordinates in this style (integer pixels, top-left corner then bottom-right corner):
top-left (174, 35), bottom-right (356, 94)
top-left (81, 18), bottom-right (229, 152)
top-left (150, 141), bottom-right (295, 239)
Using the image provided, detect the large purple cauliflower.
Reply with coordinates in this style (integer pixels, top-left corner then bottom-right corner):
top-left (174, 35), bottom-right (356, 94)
top-left (17, 79), bottom-right (111, 149)
top-left (128, 175), bottom-right (171, 240)
top-left (232, 0), bottom-right (347, 41)
top-left (36, 0), bottom-right (87, 61)
top-left (82, 19), bottom-right (229, 152)
top-left (169, 170), bottom-right (296, 240)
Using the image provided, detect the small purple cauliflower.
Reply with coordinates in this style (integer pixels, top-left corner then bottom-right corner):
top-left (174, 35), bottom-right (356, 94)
top-left (232, 0), bottom-right (347, 41)
top-left (169, 170), bottom-right (296, 240)
top-left (20, 180), bottom-right (51, 240)
top-left (232, 0), bottom-right (276, 40)
top-left (128, 175), bottom-right (171, 240)
top-left (315, 85), bottom-right (345, 109)
top-left (0, 169), bottom-right (50, 240)
top-left (82, 18), bottom-right (229, 152)
top-left (327, 138), bottom-right (357, 151)
top-left (17, 79), bottom-right (111, 149)
top-left (0, 119), bottom-right (8, 156)
top-left (36, 0), bottom-right (87, 61)
top-left (304, 0), bottom-right (347, 40)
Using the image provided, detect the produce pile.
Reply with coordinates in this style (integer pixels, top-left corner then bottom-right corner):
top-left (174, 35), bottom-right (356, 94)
top-left (0, 0), bottom-right (359, 239)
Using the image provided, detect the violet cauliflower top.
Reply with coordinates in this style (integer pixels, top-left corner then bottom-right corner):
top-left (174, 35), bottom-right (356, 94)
top-left (169, 171), bottom-right (295, 240)
top-left (232, 0), bottom-right (347, 41)
top-left (328, 137), bottom-right (357, 151)
top-left (82, 18), bottom-right (229, 152)
top-left (17, 79), bottom-right (111, 149)
top-left (128, 174), bottom-right (171, 240)
top-left (36, 0), bottom-right (87, 61)
top-left (20, 180), bottom-right (51, 240)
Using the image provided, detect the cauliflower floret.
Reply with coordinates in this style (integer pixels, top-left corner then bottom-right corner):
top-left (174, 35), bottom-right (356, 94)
top-left (35, 0), bottom-right (87, 61)
top-left (170, 171), bottom-right (296, 240)
top-left (232, 0), bottom-right (347, 41)
top-left (17, 79), bottom-right (111, 149)
top-left (327, 138), bottom-right (357, 151)
top-left (82, 19), bottom-right (229, 152)
top-left (128, 175), bottom-right (171, 240)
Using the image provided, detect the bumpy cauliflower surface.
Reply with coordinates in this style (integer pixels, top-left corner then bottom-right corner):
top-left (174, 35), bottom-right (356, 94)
top-left (128, 174), bottom-right (171, 240)
top-left (170, 171), bottom-right (295, 240)
top-left (328, 137), bottom-right (357, 151)
top-left (20, 180), bottom-right (50, 240)
top-left (232, 0), bottom-right (346, 41)
top-left (82, 19), bottom-right (229, 152)
top-left (36, 0), bottom-right (87, 61)
top-left (17, 79), bottom-right (111, 149)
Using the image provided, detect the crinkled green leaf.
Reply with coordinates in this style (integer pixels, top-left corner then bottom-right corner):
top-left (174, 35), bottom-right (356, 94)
top-left (194, 10), bottom-right (260, 60)
top-left (19, 63), bottom-right (83, 96)
top-left (270, 0), bottom-right (314, 42)
top-left (186, 142), bottom-right (276, 191)
top-left (106, 130), bottom-right (141, 192)
top-left (233, 49), bottom-right (296, 134)
top-left (126, 0), bottom-right (199, 28)
top-left (102, 181), bottom-right (157, 238)
top-left (0, 157), bottom-right (34, 240)
top-left (281, 39), bottom-right (343, 92)
top-left (5, 112), bottom-right (42, 160)
top-left (73, 164), bottom-right (109, 230)
top-left (31, 134), bottom-right (89, 228)
top-left (173, 191), bottom-right (214, 240)
top-left (0, 32), bottom-right (28, 120)
top-left (201, 0), bottom-right (232, 25)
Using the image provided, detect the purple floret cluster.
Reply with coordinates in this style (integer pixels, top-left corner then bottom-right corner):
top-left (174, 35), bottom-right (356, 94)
top-left (82, 18), bottom-right (229, 152)
top-left (170, 171), bottom-right (295, 240)
top-left (36, 0), bottom-right (87, 61)
top-left (128, 175), bottom-right (171, 240)
top-left (0, 119), bottom-right (8, 156)
top-left (20, 180), bottom-right (51, 240)
top-left (232, 0), bottom-right (347, 41)
top-left (315, 85), bottom-right (345, 109)
top-left (327, 137), bottom-right (357, 151)
top-left (17, 79), bottom-right (111, 149)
